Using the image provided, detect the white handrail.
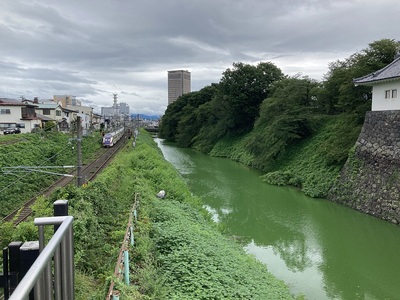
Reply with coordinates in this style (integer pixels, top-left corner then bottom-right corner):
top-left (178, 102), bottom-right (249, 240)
top-left (9, 216), bottom-right (74, 300)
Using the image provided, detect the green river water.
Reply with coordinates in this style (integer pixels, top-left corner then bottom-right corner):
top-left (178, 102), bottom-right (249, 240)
top-left (155, 139), bottom-right (400, 300)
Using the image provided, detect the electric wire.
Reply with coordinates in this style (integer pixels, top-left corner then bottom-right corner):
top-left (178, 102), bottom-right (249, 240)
top-left (0, 141), bottom-right (73, 193)
top-left (0, 132), bottom-right (101, 194)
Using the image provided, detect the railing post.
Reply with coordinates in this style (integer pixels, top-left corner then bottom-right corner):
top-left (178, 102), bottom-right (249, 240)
top-left (37, 225), bottom-right (52, 300)
top-left (129, 226), bottom-right (134, 246)
top-left (54, 199), bottom-right (69, 231)
top-left (19, 241), bottom-right (39, 300)
top-left (8, 241), bottom-right (22, 294)
top-left (35, 226), bottom-right (45, 300)
top-left (54, 200), bottom-right (69, 299)
top-left (66, 223), bottom-right (75, 300)
top-left (123, 250), bottom-right (129, 286)
top-left (112, 290), bottom-right (120, 300)
top-left (3, 247), bottom-right (9, 300)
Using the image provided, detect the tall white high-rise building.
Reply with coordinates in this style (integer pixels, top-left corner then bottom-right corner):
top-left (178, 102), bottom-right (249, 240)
top-left (168, 70), bottom-right (191, 105)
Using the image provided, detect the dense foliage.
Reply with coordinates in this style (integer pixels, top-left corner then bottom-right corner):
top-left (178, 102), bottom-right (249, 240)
top-left (245, 76), bottom-right (320, 171)
top-left (217, 62), bottom-right (284, 135)
top-left (159, 39), bottom-right (400, 197)
top-left (160, 84), bottom-right (219, 147)
top-left (0, 131), bottom-right (102, 217)
top-left (261, 114), bottom-right (363, 197)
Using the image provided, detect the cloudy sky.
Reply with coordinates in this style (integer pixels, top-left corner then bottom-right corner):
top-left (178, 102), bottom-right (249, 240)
top-left (0, 0), bottom-right (398, 115)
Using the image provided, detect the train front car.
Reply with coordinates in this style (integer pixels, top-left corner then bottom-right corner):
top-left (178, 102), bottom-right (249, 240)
top-left (102, 128), bottom-right (124, 147)
top-left (102, 133), bottom-right (114, 147)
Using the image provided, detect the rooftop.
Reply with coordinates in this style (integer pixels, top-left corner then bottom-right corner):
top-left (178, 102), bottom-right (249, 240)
top-left (0, 98), bottom-right (34, 107)
top-left (353, 56), bottom-right (400, 85)
top-left (36, 103), bottom-right (61, 109)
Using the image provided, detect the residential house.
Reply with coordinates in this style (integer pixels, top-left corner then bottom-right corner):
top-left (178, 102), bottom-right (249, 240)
top-left (92, 113), bottom-right (103, 130)
top-left (60, 107), bottom-right (78, 131)
top-left (35, 103), bottom-right (64, 123)
top-left (22, 98), bottom-right (81, 132)
top-left (22, 99), bottom-right (62, 130)
top-left (66, 104), bottom-right (94, 133)
top-left (353, 55), bottom-right (400, 111)
top-left (0, 96), bottom-right (95, 133)
top-left (0, 98), bottom-right (41, 133)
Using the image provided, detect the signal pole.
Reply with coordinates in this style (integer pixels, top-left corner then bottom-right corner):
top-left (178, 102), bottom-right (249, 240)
top-left (76, 116), bottom-right (83, 187)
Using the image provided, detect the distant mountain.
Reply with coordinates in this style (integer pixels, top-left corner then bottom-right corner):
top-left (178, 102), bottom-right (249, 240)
top-left (130, 114), bottom-right (160, 120)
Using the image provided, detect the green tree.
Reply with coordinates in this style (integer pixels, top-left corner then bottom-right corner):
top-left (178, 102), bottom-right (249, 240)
top-left (191, 99), bottom-right (229, 153)
top-left (246, 76), bottom-right (318, 171)
top-left (319, 38), bottom-right (400, 117)
top-left (159, 84), bottom-right (218, 144)
top-left (216, 62), bottom-right (284, 135)
top-left (175, 85), bottom-right (219, 147)
top-left (353, 38), bottom-right (400, 73)
top-left (159, 95), bottom-right (189, 141)
top-left (44, 120), bottom-right (57, 131)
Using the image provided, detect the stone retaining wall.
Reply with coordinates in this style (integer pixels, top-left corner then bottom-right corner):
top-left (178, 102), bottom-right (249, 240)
top-left (328, 110), bottom-right (400, 224)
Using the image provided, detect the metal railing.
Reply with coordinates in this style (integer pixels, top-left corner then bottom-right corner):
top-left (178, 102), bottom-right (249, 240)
top-left (9, 216), bottom-right (74, 300)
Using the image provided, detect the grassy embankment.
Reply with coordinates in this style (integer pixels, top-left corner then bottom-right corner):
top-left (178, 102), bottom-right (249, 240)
top-left (2, 130), bottom-right (299, 299)
top-left (0, 131), bottom-right (103, 217)
top-left (209, 114), bottom-right (362, 198)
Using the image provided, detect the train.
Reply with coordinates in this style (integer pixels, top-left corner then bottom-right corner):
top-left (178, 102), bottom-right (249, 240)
top-left (102, 127), bottom-right (124, 147)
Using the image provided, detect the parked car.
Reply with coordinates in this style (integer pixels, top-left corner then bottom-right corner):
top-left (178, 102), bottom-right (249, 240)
top-left (3, 127), bottom-right (21, 134)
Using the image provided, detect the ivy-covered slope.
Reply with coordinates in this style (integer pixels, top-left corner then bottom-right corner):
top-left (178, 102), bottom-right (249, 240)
top-left (210, 114), bottom-right (362, 198)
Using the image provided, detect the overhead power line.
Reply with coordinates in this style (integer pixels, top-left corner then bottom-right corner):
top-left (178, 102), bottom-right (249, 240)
top-left (2, 166), bottom-right (75, 177)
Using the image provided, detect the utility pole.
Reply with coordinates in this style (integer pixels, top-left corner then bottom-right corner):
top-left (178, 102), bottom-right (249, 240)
top-left (76, 116), bottom-right (83, 187)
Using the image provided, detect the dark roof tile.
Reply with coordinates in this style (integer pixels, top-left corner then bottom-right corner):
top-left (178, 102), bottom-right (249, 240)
top-left (353, 57), bottom-right (400, 85)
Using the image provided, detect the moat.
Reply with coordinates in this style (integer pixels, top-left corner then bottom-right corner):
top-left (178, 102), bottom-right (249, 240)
top-left (156, 138), bottom-right (400, 300)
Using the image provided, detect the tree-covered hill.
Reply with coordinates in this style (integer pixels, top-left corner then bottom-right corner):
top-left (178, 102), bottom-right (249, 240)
top-left (159, 39), bottom-right (400, 198)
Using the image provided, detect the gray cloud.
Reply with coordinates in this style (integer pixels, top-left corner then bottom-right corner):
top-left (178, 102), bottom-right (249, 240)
top-left (0, 0), bottom-right (398, 115)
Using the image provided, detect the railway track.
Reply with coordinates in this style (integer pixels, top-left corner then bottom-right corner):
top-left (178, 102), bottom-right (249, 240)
top-left (1, 135), bottom-right (129, 225)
